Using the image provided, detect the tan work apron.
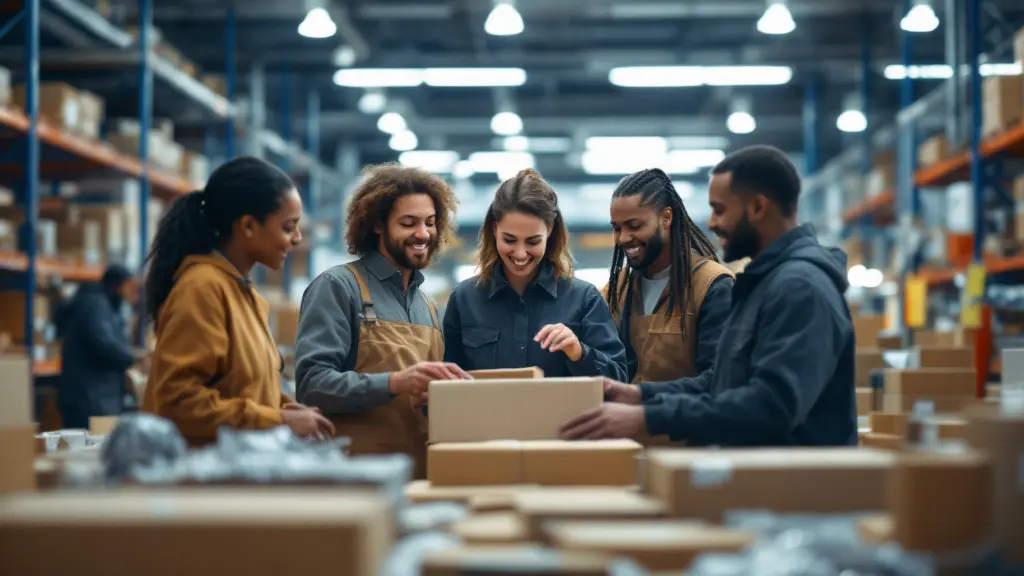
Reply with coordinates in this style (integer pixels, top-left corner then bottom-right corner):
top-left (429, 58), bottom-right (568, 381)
top-left (609, 257), bottom-right (733, 445)
top-left (328, 264), bottom-right (443, 479)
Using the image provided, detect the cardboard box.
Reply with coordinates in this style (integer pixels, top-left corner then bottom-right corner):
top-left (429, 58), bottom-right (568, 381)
top-left (869, 412), bottom-right (909, 436)
top-left (860, 433), bottom-right (903, 451)
top-left (890, 451), bottom-right (992, 553)
top-left (88, 416), bottom-right (118, 436)
top-left (13, 83), bottom-right (79, 133)
top-left (449, 512), bottom-right (529, 545)
top-left (982, 75), bottom-right (1024, 138)
top-left (428, 378), bottom-right (603, 443)
top-left (0, 489), bottom-right (394, 576)
top-left (543, 520), bottom-right (756, 572)
top-left (853, 315), bottom-right (886, 349)
top-left (876, 334), bottom-right (903, 350)
top-left (964, 404), bottom-right (1024, 562)
top-left (422, 547), bottom-right (612, 576)
top-left (0, 355), bottom-right (32, 426)
top-left (512, 489), bottom-right (666, 541)
top-left (910, 346), bottom-right (974, 369)
top-left (644, 448), bottom-right (893, 522)
top-left (915, 328), bottom-right (974, 349)
top-left (882, 393), bottom-right (973, 414)
top-left (855, 387), bottom-right (877, 416)
top-left (404, 480), bottom-right (538, 505)
top-left (0, 426), bottom-right (36, 494)
top-left (272, 303), bottom-right (300, 348)
top-left (467, 367), bottom-right (544, 380)
top-left (427, 440), bottom-right (642, 487)
top-left (855, 350), bottom-right (886, 388)
top-left (916, 134), bottom-right (950, 167)
top-left (883, 368), bottom-right (976, 396)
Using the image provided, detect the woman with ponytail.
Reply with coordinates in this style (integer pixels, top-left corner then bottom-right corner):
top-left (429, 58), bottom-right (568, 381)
top-left (442, 168), bottom-right (626, 380)
top-left (141, 156), bottom-right (333, 445)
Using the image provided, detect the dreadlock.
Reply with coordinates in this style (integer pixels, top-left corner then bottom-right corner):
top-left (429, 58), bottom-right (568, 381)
top-left (606, 168), bottom-right (719, 337)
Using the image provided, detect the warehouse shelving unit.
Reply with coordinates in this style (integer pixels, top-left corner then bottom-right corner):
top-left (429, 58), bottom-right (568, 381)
top-left (0, 0), bottom-right (341, 378)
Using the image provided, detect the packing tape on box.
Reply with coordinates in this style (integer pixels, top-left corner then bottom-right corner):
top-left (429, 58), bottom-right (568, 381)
top-left (690, 456), bottom-right (733, 487)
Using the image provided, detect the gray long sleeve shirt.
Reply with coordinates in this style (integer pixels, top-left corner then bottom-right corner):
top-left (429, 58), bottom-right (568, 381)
top-left (294, 251), bottom-right (437, 415)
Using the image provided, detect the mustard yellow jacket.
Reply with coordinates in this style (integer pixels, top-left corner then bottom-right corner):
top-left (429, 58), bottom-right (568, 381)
top-left (142, 253), bottom-right (288, 444)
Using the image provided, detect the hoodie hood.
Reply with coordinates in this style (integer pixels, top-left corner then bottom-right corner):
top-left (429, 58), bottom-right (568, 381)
top-left (743, 224), bottom-right (849, 294)
top-left (175, 252), bottom-right (250, 287)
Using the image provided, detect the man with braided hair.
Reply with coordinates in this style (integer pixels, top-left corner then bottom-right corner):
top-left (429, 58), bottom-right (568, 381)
top-left (595, 168), bottom-right (734, 445)
top-left (563, 146), bottom-right (857, 447)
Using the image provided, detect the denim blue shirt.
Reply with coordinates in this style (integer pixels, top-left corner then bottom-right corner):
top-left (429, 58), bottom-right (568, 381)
top-left (443, 262), bottom-right (627, 380)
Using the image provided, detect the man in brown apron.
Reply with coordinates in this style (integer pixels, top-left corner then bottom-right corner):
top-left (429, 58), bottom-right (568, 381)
top-left (563, 168), bottom-right (733, 442)
top-left (294, 164), bottom-right (468, 478)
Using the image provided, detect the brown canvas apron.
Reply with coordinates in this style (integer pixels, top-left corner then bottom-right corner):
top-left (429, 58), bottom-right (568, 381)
top-left (327, 263), bottom-right (443, 479)
top-left (609, 257), bottom-right (733, 445)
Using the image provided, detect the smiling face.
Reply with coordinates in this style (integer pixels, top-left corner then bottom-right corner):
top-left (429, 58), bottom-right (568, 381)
top-left (239, 188), bottom-right (304, 271)
top-left (378, 193), bottom-right (438, 271)
top-left (708, 172), bottom-right (761, 262)
top-left (495, 210), bottom-right (550, 283)
top-left (610, 194), bottom-right (672, 274)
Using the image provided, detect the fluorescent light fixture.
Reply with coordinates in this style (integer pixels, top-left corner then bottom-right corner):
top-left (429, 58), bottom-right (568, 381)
top-left (499, 136), bottom-right (572, 153)
top-left (497, 166), bottom-right (520, 181)
top-left (452, 160), bottom-right (475, 179)
top-left (667, 136), bottom-right (731, 149)
top-left (503, 136), bottom-right (529, 151)
top-left (608, 66), bottom-right (793, 88)
top-left (468, 151), bottom-right (535, 173)
top-left (727, 111), bottom-right (756, 134)
top-left (332, 45), bottom-right (357, 67)
top-left (389, 130), bottom-right (418, 152)
top-left (884, 63), bottom-right (1022, 79)
top-left (847, 264), bottom-right (883, 288)
top-left (837, 110), bottom-right (867, 133)
top-left (490, 111), bottom-right (523, 136)
top-left (579, 149), bottom-right (723, 176)
top-left (298, 8), bottom-right (337, 39)
top-left (585, 137), bottom-right (668, 154)
top-left (484, 2), bottom-right (524, 36)
top-left (666, 149), bottom-right (726, 168)
top-left (424, 68), bottom-right (526, 87)
top-left (334, 68), bottom-right (422, 88)
top-left (377, 112), bottom-right (407, 134)
top-left (357, 91), bottom-right (387, 114)
top-left (901, 1), bottom-right (939, 33)
top-left (757, 2), bottom-right (795, 35)
top-left (398, 150), bottom-right (460, 173)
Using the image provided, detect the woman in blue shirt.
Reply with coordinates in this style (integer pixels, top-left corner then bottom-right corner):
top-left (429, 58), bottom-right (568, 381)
top-left (443, 168), bottom-right (627, 380)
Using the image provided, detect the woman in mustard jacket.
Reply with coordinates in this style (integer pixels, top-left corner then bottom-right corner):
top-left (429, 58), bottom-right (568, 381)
top-left (141, 156), bottom-right (333, 445)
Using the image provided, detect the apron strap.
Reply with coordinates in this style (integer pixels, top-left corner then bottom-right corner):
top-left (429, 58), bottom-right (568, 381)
top-left (418, 290), bottom-right (441, 330)
top-left (345, 263), bottom-right (378, 324)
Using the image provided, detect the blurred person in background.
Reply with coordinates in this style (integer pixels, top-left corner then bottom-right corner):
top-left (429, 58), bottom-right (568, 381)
top-left (600, 168), bottom-right (734, 444)
top-left (562, 145), bottom-right (856, 447)
top-left (142, 156), bottom-right (334, 445)
top-left (295, 163), bottom-right (469, 478)
top-left (55, 264), bottom-right (146, 429)
top-left (444, 168), bottom-right (626, 381)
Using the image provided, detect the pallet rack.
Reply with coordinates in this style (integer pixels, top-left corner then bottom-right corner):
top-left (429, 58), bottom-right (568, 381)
top-left (0, 0), bottom-right (340, 378)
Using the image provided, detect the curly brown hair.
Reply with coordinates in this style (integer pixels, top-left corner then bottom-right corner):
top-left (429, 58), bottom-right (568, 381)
top-left (476, 168), bottom-right (573, 284)
top-left (345, 163), bottom-right (459, 257)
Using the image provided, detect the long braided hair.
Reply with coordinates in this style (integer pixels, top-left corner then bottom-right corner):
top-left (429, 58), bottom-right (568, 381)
top-left (606, 168), bottom-right (719, 337)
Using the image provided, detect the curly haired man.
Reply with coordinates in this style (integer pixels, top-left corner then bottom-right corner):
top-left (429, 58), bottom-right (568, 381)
top-left (295, 163), bottom-right (469, 477)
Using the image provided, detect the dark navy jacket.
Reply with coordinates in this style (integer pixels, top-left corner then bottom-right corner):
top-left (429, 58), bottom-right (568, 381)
top-left (640, 224), bottom-right (857, 446)
top-left (443, 262), bottom-right (627, 381)
top-left (57, 283), bottom-right (135, 427)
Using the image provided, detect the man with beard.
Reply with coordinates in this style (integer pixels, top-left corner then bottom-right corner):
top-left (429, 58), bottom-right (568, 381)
top-left (295, 163), bottom-right (470, 477)
top-left (562, 146), bottom-right (857, 447)
top-left (599, 168), bottom-right (733, 444)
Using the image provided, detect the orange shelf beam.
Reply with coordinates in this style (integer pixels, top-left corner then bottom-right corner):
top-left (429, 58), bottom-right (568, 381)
top-left (0, 251), bottom-right (104, 282)
top-left (34, 358), bottom-right (60, 377)
top-left (0, 106), bottom-right (192, 199)
top-left (917, 253), bottom-right (1024, 285)
top-left (915, 121), bottom-right (1024, 187)
top-left (841, 189), bottom-right (894, 224)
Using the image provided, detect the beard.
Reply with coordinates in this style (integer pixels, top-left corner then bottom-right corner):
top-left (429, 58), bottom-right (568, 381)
top-left (719, 211), bottom-right (760, 262)
top-left (383, 230), bottom-right (437, 270)
top-left (625, 227), bottom-right (666, 271)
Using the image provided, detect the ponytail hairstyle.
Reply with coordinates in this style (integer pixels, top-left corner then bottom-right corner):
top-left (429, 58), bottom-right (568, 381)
top-left (606, 168), bottom-right (719, 336)
top-left (476, 168), bottom-right (573, 284)
top-left (144, 156), bottom-right (296, 325)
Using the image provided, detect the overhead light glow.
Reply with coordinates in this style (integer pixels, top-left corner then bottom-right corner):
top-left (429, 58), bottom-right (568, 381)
top-left (837, 110), bottom-right (867, 133)
top-left (298, 8), bottom-right (337, 39)
top-left (884, 63), bottom-right (1022, 80)
top-left (468, 151), bottom-right (535, 174)
top-left (499, 136), bottom-right (572, 153)
top-left (377, 112), bottom-right (407, 134)
top-left (579, 148), bottom-right (724, 176)
top-left (357, 91), bottom-right (387, 114)
top-left (452, 160), bottom-right (475, 179)
top-left (335, 68), bottom-right (422, 88)
top-left (389, 130), bottom-right (418, 152)
top-left (609, 66), bottom-right (793, 88)
top-left (727, 111), bottom-right (756, 134)
top-left (484, 2), bottom-right (524, 36)
top-left (423, 67), bottom-right (527, 87)
top-left (757, 2), bottom-right (796, 35)
top-left (490, 111), bottom-right (523, 136)
top-left (503, 136), bottom-right (529, 151)
top-left (901, 2), bottom-right (939, 33)
top-left (398, 150), bottom-right (460, 173)
top-left (585, 137), bottom-right (667, 154)
top-left (332, 45), bottom-right (357, 67)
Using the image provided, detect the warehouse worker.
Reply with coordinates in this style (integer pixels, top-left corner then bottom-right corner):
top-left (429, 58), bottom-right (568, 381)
top-left (562, 145), bottom-right (857, 446)
top-left (295, 163), bottom-right (469, 478)
top-left (600, 168), bottom-right (733, 443)
top-left (142, 157), bottom-right (334, 445)
top-left (55, 264), bottom-right (147, 428)
top-left (443, 168), bottom-right (626, 380)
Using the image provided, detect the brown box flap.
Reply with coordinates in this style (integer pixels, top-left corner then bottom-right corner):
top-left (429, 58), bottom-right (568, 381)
top-left (468, 367), bottom-right (544, 380)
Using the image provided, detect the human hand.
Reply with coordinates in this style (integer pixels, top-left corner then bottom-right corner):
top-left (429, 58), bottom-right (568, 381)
top-left (559, 403), bottom-right (645, 440)
top-left (283, 402), bottom-right (320, 414)
top-left (389, 361), bottom-right (472, 399)
top-left (281, 407), bottom-right (335, 439)
top-left (602, 378), bottom-right (642, 405)
top-left (535, 323), bottom-right (583, 361)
